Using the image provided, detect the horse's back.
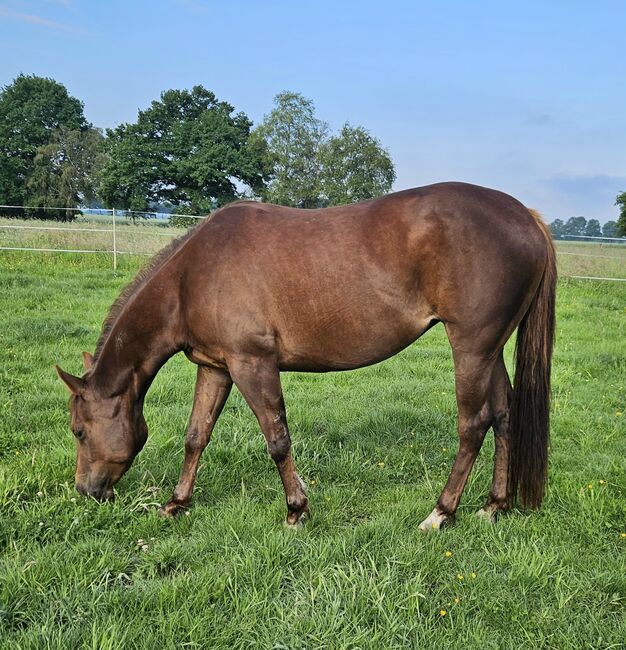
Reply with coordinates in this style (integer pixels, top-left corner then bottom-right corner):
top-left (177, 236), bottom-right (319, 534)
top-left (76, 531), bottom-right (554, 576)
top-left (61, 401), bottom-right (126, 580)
top-left (179, 183), bottom-right (549, 369)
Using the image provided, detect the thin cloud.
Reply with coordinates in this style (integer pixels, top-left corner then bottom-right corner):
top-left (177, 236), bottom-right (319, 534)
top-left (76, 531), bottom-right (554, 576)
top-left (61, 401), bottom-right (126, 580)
top-left (547, 174), bottom-right (626, 196)
top-left (0, 5), bottom-right (89, 34)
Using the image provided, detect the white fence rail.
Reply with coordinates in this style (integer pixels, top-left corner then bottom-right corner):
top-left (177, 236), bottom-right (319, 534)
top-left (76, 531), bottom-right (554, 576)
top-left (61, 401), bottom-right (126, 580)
top-left (1, 206), bottom-right (625, 281)
top-left (0, 205), bottom-right (208, 269)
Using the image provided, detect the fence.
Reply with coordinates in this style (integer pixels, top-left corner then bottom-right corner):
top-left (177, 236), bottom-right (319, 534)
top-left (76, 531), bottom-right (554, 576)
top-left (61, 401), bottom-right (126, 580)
top-left (0, 205), bottom-right (207, 270)
top-left (1, 205), bottom-right (626, 281)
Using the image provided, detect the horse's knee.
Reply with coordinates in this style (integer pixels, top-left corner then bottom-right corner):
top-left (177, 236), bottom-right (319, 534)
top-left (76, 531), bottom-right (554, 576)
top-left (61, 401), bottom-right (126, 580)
top-left (267, 433), bottom-right (290, 463)
top-left (185, 429), bottom-right (206, 453)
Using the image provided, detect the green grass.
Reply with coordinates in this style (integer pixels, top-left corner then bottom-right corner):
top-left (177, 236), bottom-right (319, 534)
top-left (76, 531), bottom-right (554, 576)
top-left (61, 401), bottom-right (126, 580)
top-left (555, 240), bottom-right (626, 280)
top-left (0, 215), bottom-right (185, 257)
top-left (0, 250), bottom-right (625, 649)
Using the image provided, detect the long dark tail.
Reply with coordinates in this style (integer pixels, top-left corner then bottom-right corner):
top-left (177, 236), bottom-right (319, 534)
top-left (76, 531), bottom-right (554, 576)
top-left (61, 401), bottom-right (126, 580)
top-left (508, 210), bottom-right (557, 508)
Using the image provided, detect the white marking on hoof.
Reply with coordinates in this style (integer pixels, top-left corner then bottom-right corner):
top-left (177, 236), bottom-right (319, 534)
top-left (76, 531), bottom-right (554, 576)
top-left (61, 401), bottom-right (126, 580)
top-left (418, 508), bottom-right (447, 532)
top-left (475, 508), bottom-right (495, 522)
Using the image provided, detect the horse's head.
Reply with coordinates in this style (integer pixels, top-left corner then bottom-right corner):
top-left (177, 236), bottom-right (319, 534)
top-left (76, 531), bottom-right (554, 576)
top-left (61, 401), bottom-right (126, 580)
top-left (55, 352), bottom-right (148, 501)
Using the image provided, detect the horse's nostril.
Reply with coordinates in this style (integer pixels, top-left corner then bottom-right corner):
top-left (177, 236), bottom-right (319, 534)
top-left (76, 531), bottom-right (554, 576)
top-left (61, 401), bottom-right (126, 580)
top-left (75, 482), bottom-right (88, 496)
top-left (87, 485), bottom-right (114, 502)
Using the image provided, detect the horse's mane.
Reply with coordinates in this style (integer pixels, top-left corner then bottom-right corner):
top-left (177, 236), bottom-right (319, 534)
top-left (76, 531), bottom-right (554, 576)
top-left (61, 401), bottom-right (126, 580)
top-left (93, 221), bottom-right (203, 361)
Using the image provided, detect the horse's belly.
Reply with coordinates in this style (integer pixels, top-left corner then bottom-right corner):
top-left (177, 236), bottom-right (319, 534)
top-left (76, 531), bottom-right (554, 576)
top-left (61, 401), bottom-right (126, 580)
top-left (275, 307), bottom-right (436, 372)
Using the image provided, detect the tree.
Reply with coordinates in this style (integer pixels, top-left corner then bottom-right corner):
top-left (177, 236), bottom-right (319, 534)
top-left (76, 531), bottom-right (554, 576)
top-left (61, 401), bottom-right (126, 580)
top-left (615, 192), bottom-right (626, 236)
top-left (253, 91), bottom-right (328, 208)
top-left (562, 216), bottom-right (587, 236)
top-left (319, 124), bottom-right (395, 205)
top-left (549, 219), bottom-right (564, 238)
top-left (98, 86), bottom-right (270, 213)
top-left (584, 218), bottom-right (601, 237)
top-left (602, 220), bottom-right (618, 237)
top-left (26, 127), bottom-right (106, 221)
top-left (0, 74), bottom-right (87, 210)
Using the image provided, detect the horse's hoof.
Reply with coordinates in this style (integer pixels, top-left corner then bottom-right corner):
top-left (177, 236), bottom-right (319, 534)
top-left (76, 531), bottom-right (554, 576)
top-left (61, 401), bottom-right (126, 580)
top-left (158, 501), bottom-right (186, 518)
top-left (284, 510), bottom-right (308, 530)
top-left (475, 508), bottom-right (495, 523)
top-left (418, 508), bottom-right (452, 532)
top-left (476, 504), bottom-right (509, 522)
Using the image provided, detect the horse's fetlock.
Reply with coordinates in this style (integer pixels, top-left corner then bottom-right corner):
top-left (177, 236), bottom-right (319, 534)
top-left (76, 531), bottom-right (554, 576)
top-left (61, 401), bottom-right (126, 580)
top-left (288, 494), bottom-right (308, 510)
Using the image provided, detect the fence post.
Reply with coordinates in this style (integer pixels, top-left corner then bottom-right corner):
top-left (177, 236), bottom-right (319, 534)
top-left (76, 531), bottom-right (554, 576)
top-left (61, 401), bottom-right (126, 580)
top-left (112, 207), bottom-right (117, 270)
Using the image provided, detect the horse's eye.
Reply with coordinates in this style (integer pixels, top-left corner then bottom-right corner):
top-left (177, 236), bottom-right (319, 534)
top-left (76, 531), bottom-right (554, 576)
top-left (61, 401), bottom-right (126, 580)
top-left (74, 429), bottom-right (86, 441)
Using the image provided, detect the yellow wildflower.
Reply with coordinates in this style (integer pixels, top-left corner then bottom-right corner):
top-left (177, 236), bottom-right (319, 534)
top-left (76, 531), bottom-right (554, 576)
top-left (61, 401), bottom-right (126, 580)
top-left (377, 461), bottom-right (385, 468)
top-left (471, 572), bottom-right (477, 579)
top-left (439, 609), bottom-right (447, 617)
top-left (457, 573), bottom-right (464, 580)
top-left (620, 532), bottom-right (626, 539)
top-left (599, 480), bottom-right (605, 485)
top-left (454, 597), bottom-right (461, 604)
top-left (444, 550), bottom-right (453, 558)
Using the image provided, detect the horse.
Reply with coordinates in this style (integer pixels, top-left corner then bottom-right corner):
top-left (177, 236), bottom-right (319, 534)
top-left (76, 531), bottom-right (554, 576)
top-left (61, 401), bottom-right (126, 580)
top-left (56, 182), bottom-right (556, 530)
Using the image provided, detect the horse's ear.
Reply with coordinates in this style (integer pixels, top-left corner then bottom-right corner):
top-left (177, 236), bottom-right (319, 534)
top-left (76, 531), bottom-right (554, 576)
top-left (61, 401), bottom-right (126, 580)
top-left (82, 351), bottom-right (94, 371)
top-left (55, 366), bottom-right (85, 395)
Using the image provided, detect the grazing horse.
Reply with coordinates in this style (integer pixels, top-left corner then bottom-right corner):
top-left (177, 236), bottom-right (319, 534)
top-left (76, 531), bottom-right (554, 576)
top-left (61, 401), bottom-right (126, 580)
top-left (56, 182), bottom-right (556, 529)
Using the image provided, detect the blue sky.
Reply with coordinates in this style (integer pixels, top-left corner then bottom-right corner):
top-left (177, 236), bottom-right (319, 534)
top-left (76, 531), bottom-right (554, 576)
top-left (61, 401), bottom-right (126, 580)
top-left (1, 0), bottom-right (625, 222)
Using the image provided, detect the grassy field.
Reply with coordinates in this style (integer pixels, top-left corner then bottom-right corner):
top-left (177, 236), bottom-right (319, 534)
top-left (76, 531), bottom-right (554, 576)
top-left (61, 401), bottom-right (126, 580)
top-left (0, 247), bottom-right (625, 649)
top-left (0, 215), bottom-right (187, 257)
top-left (555, 240), bottom-right (626, 280)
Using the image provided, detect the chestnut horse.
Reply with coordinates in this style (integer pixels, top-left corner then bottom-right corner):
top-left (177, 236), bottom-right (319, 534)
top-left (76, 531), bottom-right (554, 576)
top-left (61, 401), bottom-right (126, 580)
top-left (56, 182), bottom-right (556, 529)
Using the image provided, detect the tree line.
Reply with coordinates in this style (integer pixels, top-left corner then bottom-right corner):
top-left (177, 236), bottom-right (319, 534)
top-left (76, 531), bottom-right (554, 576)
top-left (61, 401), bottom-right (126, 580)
top-left (3, 74), bottom-right (626, 235)
top-left (548, 216), bottom-right (621, 239)
top-left (0, 75), bottom-right (395, 222)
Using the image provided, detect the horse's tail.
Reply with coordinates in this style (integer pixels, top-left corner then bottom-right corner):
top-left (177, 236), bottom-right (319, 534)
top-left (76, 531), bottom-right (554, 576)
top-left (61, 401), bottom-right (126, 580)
top-left (508, 209), bottom-right (557, 508)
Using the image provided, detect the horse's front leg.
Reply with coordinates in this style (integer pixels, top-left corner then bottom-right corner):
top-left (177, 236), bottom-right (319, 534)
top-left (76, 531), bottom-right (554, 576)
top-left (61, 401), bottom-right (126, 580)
top-left (228, 355), bottom-right (309, 527)
top-left (159, 365), bottom-right (232, 517)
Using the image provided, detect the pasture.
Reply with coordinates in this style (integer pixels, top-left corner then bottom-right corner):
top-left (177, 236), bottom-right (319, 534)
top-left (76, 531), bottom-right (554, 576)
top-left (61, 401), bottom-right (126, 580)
top-left (0, 238), bottom-right (625, 648)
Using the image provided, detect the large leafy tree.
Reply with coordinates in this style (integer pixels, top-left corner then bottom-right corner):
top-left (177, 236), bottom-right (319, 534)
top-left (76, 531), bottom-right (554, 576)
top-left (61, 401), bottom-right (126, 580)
top-left (254, 92), bottom-right (395, 208)
top-left (319, 124), bottom-right (395, 205)
top-left (27, 126), bottom-right (107, 221)
top-left (0, 74), bottom-right (87, 210)
top-left (98, 86), bottom-right (270, 213)
top-left (615, 192), bottom-right (626, 236)
top-left (253, 92), bottom-right (329, 208)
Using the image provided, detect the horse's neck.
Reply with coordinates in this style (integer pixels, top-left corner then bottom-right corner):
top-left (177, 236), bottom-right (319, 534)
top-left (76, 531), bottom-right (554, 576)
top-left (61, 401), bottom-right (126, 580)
top-left (90, 272), bottom-right (183, 398)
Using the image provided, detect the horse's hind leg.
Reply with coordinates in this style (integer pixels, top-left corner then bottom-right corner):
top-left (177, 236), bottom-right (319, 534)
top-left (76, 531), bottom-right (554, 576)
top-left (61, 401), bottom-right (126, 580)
top-left (477, 355), bottom-right (513, 520)
top-left (228, 356), bottom-right (309, 527)
top-left (160, 365), bottom-right (232, 517)
top-left (418, 350), bottom-right (496, 530)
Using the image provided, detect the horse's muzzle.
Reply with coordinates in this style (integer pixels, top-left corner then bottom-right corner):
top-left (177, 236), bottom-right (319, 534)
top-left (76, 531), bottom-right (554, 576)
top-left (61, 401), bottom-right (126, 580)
top-left (76, 481), bottom-right (114, 502)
